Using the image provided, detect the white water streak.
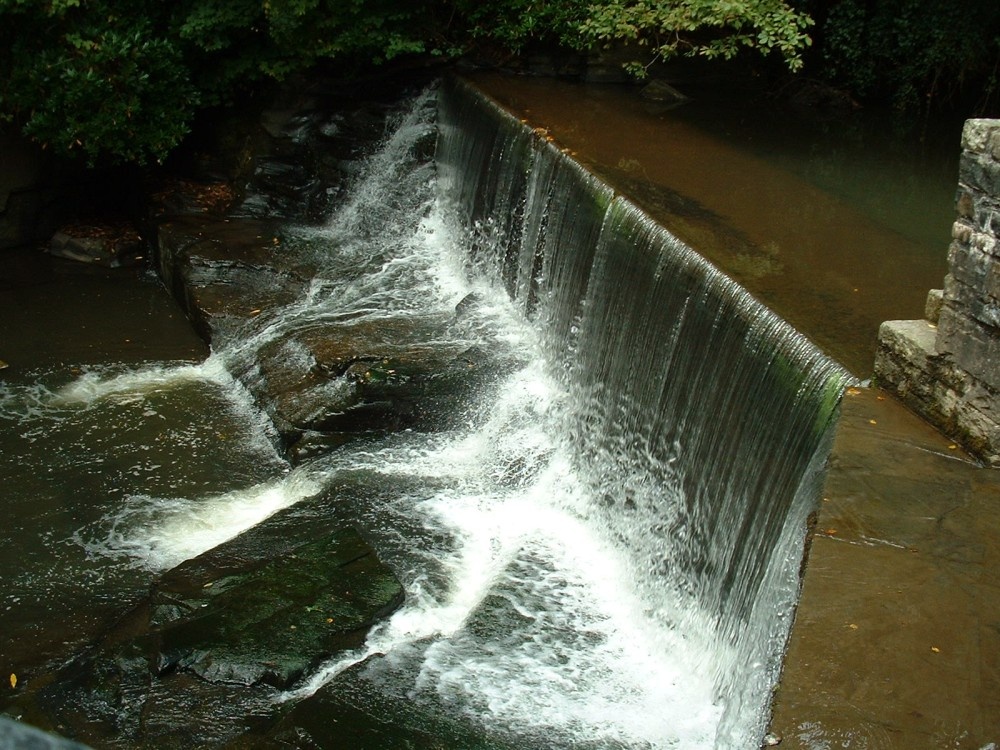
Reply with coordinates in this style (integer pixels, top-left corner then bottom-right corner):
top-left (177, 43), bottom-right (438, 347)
top-left (87, 466), bottom-right (324, 571)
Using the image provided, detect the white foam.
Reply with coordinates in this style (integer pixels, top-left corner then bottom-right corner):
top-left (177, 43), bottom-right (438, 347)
top-left (87, 465), bottom-right (323, 571)
top-left (284, 450), bottom-right (722, 747)
top-left (57, 89), bottom-right (756, 748)
top-left (50, 357), bottom-right (231, 406)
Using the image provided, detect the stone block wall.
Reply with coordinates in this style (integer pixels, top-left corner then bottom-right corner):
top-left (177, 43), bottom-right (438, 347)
top-left (875, 119), bottom-right (1000, 464)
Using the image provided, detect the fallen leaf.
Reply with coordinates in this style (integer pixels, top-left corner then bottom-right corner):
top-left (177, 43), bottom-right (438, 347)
top-left (869, 419), bottom-right (878, 425)
top-left (848, 624), bottom-right (858, 630)
top-left (948, 444), bottom-right (958, 450)
top-left (930, 646), bottom-right (940, 653)
top-left (846, 387), bottom-right (862, 396)
top-left (9, 674), bottom-right (15, 688)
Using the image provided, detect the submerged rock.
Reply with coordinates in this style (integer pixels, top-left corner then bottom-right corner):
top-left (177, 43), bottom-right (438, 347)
top-left (0, 717), bottom-right (90, 749)
top-left (48, 229), bottom-right (143, 268)
top-left (639, 79), bottom-right (690, 106)
top-left (253, 658), bottom-right (523, 750)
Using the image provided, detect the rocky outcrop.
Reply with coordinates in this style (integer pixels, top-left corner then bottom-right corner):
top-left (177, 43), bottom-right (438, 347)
top-left (9, 505), bottom-right (404, 748)
top-left (151, 80), bottom-right (516, 460)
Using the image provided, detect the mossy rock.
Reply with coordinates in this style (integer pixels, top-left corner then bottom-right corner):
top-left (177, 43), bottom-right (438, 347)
top-left (152, 527), bottom-right (404, 689)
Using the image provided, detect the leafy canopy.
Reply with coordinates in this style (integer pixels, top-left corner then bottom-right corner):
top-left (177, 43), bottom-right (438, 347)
top-left (818, 0), bottom-right (1000, 112)
top-left (0, 0), bottom-right (812, 165)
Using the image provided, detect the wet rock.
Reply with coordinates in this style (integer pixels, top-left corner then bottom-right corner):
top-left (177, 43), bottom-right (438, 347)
top-left (248, 318), bottom-right (523, 445)
top-left (287, 430), bottom-right (359, 463)
top-left (232, 100), bottom-right (407, 224)
top-left (9, 522), bottom-right (403, 747)
top-left (455, 291), bottom-right (483, 318)
top-left (252, 658), bottom-right (522, 750)
top-left (0, 717), bottom-right (90, 749)
top-left (156, 216), bottom-right (309, 342)
top-left (152, 527), bottom-right (404, 689)
top-left (639, 79), bottom-right (689, 106)
top-left (48, 230), bottom-right (143, 268)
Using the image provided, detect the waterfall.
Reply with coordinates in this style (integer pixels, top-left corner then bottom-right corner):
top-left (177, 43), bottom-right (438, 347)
top-left (6, 82), bottom-right (856, 749)
top-left (436, 78), bottom-right (853, 747)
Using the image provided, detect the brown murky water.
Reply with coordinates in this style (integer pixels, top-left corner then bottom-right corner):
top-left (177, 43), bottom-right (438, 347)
top-left (468, 73), bottom-right (958, 376)
top-left (0, 248), bottom-right (206, 369)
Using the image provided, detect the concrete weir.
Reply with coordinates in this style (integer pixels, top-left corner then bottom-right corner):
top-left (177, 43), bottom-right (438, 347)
top-left (465, 77), bottom-right (1000, 747)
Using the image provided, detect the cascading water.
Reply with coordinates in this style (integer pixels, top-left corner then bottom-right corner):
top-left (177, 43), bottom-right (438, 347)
top-left (1, 81), bottom-right (852, 749)
top-left (433, 78), bottom-right (854, 746)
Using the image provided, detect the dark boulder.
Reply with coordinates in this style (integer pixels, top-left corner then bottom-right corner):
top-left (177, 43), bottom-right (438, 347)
top-left (9, 520), bottom-right (403, 748)
top-left (152, 527), bottom-right (403, 689)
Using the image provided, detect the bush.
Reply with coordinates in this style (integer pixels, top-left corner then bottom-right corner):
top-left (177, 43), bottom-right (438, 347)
top-left (818, 0), bottom-right (1000, 112)
top-left (0, 0), bottom-right (815, 165)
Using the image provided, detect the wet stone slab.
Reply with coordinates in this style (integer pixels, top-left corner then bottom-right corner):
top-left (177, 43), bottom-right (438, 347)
top-left (152, 105), bottom-right (519, 459)
top-left (254, 319), bottom-right (522, 443)
top-left (770, 387), bottom-right (1000, 748)
top-left (248, 658), bottom-right (525, 750)
top-left (9, 521), bottom-right (403, 748)
top-left (155, 215), bottom-right (311, 343)
top-left (152, 527), bottom-right (404, 689)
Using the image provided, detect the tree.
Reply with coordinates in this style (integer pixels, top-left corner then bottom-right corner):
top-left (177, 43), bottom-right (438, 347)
top-left (0, 1), bottom-right (197, 165)
top-left (814, 0), bottom-right (1000, 113)
top-left (0, 0), bottom-right (815, 166)
top-left (577, 0), bottom-right (814, 76)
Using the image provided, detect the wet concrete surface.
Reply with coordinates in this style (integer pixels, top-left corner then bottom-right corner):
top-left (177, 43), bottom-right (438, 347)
top-left (770, 386), bottom-right (1000, 748)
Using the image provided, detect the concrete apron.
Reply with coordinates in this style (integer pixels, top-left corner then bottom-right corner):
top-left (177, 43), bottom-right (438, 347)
top-left (770, 386), bottom-right (1000, 748)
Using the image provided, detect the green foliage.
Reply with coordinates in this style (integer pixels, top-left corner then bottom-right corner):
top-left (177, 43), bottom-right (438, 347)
top-left (579, 0), bottom-right (814, 75)
top-left (7, 23), bottom-right (196, 165)
top-left (0, 1), bottom-right (198, 165)
top-left (819, 0), bottom-right (1000, 112)
top-left (0, 0), bottom-right (816, 165)
top-left (453, 0), bottom-right (593, 51)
